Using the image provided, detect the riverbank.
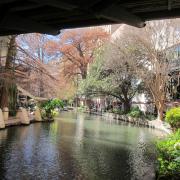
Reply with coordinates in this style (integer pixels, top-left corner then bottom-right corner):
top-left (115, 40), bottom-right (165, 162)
top-left (4, 116), bottom-right (54, 128)
top-left (0, 106), bottom-right (55, 130)
top-left (87, 111), bottom-right (172, 134)
top-left (3, 117), bottom-right (54, 129)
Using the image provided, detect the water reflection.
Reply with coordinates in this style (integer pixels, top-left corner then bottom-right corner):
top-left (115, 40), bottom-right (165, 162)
top-left (0, 112), bottom-right (161, 179)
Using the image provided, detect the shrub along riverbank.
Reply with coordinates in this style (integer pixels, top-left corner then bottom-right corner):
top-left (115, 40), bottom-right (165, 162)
top-left (156, 130), bottom-right (180, 179)
top-left (156, 107), bottom-right (180, 180)
top-left (40, 99), bottom-right (64, 120)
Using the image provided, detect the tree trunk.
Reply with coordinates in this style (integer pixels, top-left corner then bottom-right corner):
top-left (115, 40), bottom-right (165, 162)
top-left (39, 77), bottom-right (44, 97)
top-left (80, 65), bottom-right (87, 79)
top-left (123, 100), bottom-right (131, 114)
top-left (0, 36), bottom-right (16, 109)
top-left (157, 109), bottom-right (164, 121)
top-left (81, 71), bottom-right (87, 79)
top-left (157, 103), bottom-right (164, 121)
top-left (0, 86), bottom-right (9, 108)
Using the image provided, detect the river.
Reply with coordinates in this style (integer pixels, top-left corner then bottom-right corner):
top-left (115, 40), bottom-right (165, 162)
top-left (0, 112), bottom-right (163, 180)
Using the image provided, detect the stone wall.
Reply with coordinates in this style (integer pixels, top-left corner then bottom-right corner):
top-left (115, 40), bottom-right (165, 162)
top-left (103, 112), bottom-right (171, 133)
top-left (113, 113), bottom-right (153, 128)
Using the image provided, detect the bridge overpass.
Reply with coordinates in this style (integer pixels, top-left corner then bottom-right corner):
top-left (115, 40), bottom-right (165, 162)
top-left (0, 0), bottom-right (180, 35)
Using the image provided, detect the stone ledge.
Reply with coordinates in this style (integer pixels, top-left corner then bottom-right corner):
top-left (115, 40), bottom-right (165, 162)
top-left (93, 112), bottom-right (172, 134)
top-left (113, 114), bottom-right (153, 128)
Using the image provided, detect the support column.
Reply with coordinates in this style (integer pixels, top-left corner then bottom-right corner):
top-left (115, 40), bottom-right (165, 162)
top-left (3, 107), bottom-right (9, 121)
top-left (19, 108), bottom-right (30, 125)
top-left (0, 109), bottom-right (5, 129)
top-left (34, 107), bottom-right (42, 121)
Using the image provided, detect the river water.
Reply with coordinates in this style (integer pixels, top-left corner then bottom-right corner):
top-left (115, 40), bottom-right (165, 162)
top-left (0, 112), bottom-right (163, 180)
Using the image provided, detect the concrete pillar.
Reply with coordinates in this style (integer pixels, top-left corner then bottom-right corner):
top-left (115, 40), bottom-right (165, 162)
top-left (3, 107), bottom-right (9, 121)
top-left (20, 108), bottom-right (30, 125)
top-left (0, 109), bottom-right (5, 129)
top-left (34, 107), bottom-right (42, 121)
top-left (16, 109), bottom-right (21, 119)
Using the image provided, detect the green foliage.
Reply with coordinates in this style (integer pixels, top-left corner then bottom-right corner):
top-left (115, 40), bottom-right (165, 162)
top-left (145, 114), bottom-right (156, 121)
top-left (112, 108), bottom-right (124, 115)
top-left (51, 109), bottom-right (59, 117)
top-left (128, 106), bottom-right (143, 118)
top-left (40, 98), bottom-right (64, 119)
top-left (131, 106), bottom-right (140, 111)
top-left (68, 99), bottom-right (74, 105)
top-left (127, 106), bottom-right (155, 120)
top-left (128, 110), bottom-right (141, 118)
top-left (79, 48), bottom-right (105, 96)
top-left (77, 105), bottom-right (87, 112)
top-left (79, 45), bottom-right (143, 104)
top-left (111, 106), bottom-right (155, 120)
top-left (165, 107), bottom-right (180, 129)
top-left (156, 130), bottom-right (180, 179)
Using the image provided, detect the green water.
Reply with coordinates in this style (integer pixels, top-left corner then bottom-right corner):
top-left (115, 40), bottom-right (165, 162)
top-left (0, 112), bottom-right (162, 180)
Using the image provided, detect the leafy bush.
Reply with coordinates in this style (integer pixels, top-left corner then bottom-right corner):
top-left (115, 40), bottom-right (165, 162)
top-left (128, 106), bottom-right (143, 118)
top-left (40, 98), bottom-right (64, 119)
top-left (165, 107), bottom-right (180, 129)
top-left (156, 130), bottom-right (180, 179)
top-left (51, 109), bottom-right (59, 117)
top-left (77, 105), bottom-right (87, 112)
top-left (112, 108), bottom-right (124, 115)
top-left (131, 106), bottom-right (140, 111)
top-left (145, 114), bottom-right (156, 121)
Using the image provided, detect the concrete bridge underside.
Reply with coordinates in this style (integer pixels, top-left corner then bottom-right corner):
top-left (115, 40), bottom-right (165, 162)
top-left (0, 0), bottom-right (180, 35)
